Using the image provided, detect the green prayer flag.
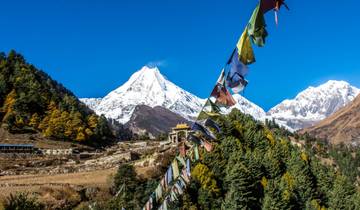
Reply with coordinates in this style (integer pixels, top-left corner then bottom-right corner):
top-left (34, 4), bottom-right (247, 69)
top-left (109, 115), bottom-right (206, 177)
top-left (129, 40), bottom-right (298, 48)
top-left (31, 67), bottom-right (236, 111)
top-left (248, 4), bottom-right (268, 47)
top-left (198, 99), bottom-right (221, 120)
top-left (155, 184), bottom-right (162, 202)
top-left (194, 145), bottom-right (199, 160)
top-left (176, 156), bottom-right (186, 166)
top-left (236, 27), bottom-right (255, 64)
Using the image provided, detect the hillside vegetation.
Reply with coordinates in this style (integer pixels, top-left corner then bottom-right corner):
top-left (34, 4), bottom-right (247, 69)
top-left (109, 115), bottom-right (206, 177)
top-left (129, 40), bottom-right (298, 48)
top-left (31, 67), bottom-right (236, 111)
top-left (101, 110), bottom-right (360, 210)
top-left (178, 110), bottom-right (360, 209)
top-left (0, 51), bottom-right (113, 145)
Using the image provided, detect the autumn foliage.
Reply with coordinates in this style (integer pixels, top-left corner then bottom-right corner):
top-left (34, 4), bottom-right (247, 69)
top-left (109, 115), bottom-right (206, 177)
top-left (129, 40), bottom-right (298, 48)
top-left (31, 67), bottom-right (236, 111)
top-left (0, 50), bottom-right (113, 143)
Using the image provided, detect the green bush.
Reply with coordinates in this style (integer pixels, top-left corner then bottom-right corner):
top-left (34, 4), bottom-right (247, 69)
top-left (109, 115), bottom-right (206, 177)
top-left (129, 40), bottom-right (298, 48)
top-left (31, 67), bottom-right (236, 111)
top-left (4, 192), bottom-right (44, 210)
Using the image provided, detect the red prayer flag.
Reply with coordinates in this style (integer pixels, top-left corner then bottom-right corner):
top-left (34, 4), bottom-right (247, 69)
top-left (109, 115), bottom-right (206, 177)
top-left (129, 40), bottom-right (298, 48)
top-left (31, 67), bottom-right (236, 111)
top-left (179, 142), bottom-right (186, 157)
top-left (261, 0), bottom-right (289, 13)
top-left (202, 139), bottom-right (213, 152)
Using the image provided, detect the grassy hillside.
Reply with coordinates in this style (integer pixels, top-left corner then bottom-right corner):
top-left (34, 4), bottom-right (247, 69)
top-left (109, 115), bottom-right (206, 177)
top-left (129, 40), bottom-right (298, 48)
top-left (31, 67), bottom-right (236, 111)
top-left (0, 50), bottom-right (113, 145)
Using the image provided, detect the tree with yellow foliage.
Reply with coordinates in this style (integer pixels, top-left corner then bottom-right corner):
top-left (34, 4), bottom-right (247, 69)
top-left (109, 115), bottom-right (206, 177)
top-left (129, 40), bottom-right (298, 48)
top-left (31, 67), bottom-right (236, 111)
top-left (29, 113), bottom-right (40, 128)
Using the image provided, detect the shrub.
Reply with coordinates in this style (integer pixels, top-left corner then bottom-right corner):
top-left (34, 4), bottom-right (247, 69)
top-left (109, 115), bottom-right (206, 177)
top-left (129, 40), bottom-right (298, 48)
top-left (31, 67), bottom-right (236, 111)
top-left (4, 192), bottom-right (44, 210)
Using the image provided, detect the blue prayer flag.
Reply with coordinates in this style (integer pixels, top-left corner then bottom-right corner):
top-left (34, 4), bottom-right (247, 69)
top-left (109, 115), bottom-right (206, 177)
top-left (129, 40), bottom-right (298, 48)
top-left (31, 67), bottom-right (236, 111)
top-left (226, 48), bottom-right (249, 93)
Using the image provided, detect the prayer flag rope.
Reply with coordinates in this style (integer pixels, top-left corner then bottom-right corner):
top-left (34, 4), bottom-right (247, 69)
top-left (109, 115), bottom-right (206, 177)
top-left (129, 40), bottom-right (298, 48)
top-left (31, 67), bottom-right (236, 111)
top-left (139, 1), bottom-right (288, 209)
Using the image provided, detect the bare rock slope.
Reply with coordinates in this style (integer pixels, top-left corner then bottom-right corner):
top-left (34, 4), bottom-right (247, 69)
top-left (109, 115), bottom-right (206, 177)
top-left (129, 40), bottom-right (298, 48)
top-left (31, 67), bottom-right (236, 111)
top-left (302, 94), bottom-right (360, 145)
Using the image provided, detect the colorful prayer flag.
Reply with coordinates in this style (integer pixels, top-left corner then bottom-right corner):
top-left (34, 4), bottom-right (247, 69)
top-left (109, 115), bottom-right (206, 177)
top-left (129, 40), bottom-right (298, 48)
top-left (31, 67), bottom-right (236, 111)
top-left (172, 160), bottom-right (180, 179)
top-left (236, 28), bottom-right (255, 65)
top-left (161, 177), bottom-right (167, 190)
top-left (202, 139), bottom-right (214, 152)
top-left (176, 155), bottom-right (186, 166)
top-left (260, 0), bottom-right (288, 13)
top-left (203, 118), bottom-right (221, 133)
top-left (166, 166), bottom-right (173, 185)
top-left (210, 71), bottom-right (237, 107)
top-left (186, 158), bottom-right (191, 177)
top-left (155, 184), bottom-right (163, 202)
top-left (198, 99), bottom-right (222, 120)
top-left (225, 49), bottom-right (249, 94)
top-left (248, 4), bottom-right (268, 47)
top-left (181, 169), bottom-right (190, 183)
top-left (194, 145), bottom-right (200, 160)
top-left (188, 134), bottom-right (202, 145)
top-left (179, 143), bottom-right (186, 157)
top-left (191, 122), bottom-right (216, 140)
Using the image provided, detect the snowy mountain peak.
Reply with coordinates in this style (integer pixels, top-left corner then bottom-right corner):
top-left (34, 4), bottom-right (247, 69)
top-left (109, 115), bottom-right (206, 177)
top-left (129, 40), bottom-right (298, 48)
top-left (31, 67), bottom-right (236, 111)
top-left (110, 66), bottom-right (166, 95)
top-left (81, 66), bottom-right (205, 124)
top-left (231, 94), bottom-right (266, 120)
top-left (268, 80), bottom-right (360, 130)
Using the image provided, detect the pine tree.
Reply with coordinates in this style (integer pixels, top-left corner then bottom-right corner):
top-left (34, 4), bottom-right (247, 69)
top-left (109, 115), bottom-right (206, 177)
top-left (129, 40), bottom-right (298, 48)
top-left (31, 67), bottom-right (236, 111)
top-left (287, 151), bottom-right (317, 208)
top-left (222, 162), bottom-right (260, 210)
top-left (328, 175), bottom-right (356, 210)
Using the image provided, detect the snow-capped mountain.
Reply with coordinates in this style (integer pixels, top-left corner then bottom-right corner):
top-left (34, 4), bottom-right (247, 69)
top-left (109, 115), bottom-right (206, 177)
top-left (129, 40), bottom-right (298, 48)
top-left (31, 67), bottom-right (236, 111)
top-left (81, 66), bottom-right (205, 124)
top-left (81, 98), bottom-right (102, 111)
top-left (268, 80), bottom-right (360, 130)
top-left (81, 66), bottom-right (268, 125)
top-left (231, 94), bottom-right (266, 120)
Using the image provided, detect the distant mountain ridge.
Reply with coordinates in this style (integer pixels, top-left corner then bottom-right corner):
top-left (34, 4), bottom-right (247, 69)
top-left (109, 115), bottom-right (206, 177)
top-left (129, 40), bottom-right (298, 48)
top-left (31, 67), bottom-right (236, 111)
top-left (268, 80), bottom-right (360, 130)
top-left (81, 66), bottom-right (360, 132)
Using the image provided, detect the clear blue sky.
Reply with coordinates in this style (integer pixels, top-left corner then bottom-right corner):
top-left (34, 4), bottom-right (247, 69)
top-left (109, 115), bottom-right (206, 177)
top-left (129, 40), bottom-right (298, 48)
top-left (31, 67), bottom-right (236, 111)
top-left (1, 0), bottom-right (360, 111)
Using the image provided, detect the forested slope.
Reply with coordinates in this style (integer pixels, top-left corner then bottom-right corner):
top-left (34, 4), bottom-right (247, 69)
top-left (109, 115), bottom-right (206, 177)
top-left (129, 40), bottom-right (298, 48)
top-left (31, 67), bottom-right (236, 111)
top-left (105, 110), bottom-right (360, 210)
top-left (178, 110), bottom-right (360, 209)
top-left (0, 50), bottom-right (113, 145)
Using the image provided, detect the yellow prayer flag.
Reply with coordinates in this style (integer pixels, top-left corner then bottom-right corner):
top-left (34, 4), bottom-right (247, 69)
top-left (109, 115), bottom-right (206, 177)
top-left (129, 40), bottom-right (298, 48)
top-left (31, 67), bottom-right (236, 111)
top-left (236, 27), bottom-right (256, 65)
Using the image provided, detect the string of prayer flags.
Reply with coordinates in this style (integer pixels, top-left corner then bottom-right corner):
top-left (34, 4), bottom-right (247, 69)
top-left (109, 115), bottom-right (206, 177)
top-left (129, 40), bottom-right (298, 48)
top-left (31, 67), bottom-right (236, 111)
top-left (140, 1), bottom-right (290, 208)
top-left (145, 147), bottom-right (198, 210)
top-left (248, 4), bottom-right (268, 47)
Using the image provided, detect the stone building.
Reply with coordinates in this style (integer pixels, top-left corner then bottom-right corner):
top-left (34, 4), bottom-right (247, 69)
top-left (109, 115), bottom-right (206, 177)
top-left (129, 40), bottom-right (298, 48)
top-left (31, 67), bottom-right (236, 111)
top-left (0, 144), bottom-right (34, 153)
